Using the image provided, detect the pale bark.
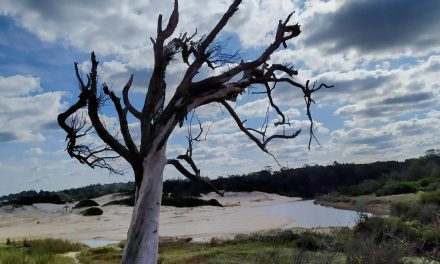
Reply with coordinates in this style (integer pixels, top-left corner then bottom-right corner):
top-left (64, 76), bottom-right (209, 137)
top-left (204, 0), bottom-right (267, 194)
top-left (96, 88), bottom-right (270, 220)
top-left (122, 146), bottom-right (167, 264)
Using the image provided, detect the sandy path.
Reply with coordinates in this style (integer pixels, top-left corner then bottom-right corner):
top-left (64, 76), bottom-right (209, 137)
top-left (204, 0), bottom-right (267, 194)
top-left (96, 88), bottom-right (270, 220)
top-left (0, 192), bottom-right (299, 242)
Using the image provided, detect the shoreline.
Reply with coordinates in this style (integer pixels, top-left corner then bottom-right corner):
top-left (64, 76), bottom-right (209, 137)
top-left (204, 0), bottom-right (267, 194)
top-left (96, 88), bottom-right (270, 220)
top-left (0, 192), bottom-right (300, 242)
top-left (314, 193), bottom-right (420, 216)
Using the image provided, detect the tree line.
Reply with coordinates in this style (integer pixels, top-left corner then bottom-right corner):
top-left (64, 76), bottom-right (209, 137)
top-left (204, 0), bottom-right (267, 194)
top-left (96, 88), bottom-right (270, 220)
top-left (2, 151), bottom-right (438, 206)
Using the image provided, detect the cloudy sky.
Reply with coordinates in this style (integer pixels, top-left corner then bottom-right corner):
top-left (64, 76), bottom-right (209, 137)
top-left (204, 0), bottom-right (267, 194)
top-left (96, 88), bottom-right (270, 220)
top-left (0, 0), bottom-right (439, 196)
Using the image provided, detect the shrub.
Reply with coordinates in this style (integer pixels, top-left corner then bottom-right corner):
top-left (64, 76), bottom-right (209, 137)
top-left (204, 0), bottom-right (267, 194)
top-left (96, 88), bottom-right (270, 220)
top-left (81, 207), bottom-right (103, 216)
top-left (26, 238), bottom-right (85, 255)
top-left (390, 202), bottom-right (415, 219)
top-left (345, 234), bottom-right (406, 264)
top-left (343, 179), bottom-right (382, 196)
top-left (419, 189), bottom-right (440, 205)
top-left (73, 199), bottom-right (99, 209)
top-left (161, 196), bottom-right (222, 207)
top-left (102, 195), bottom-right (134, 207)
top-left (376, 182), bottom-right (417, 196)
top-left (0, 238), bottom-right (85, 264)
top-left (295, 232), bottom-right (323, 251)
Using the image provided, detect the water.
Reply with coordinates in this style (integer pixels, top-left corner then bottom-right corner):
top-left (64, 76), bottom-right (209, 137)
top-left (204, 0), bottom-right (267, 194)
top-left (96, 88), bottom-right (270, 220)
top-left (80, 239), bottom-right (120, 248)
top-left (262, 199), bottom-right (369, 228)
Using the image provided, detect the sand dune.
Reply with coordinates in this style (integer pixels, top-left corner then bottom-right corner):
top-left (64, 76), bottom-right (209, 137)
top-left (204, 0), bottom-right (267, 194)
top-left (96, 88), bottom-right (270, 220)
top-left (0, 192), bottom-right (299, 242)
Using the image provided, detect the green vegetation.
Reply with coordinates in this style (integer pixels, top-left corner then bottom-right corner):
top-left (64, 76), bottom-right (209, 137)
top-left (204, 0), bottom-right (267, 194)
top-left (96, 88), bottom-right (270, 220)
top-left (2, 225), bottom-right (439, 264)
top-left (420, 189), bottom-right (440, 205)
top-left (0, 238), bottom-right (85, 264)
top-left (0, 151), bottom-right (438, 262)
top-left (165, 152), bottom-right (440, 198)
top-left (315, 152), bottom-right (440, 216)
top-left (76, 231), bottom-right (345, 264)
top-left (1, 151), bottom-right (439, 207)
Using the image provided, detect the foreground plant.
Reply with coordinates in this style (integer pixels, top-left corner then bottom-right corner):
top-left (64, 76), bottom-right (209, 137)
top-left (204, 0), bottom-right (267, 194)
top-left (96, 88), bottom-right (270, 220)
top-left (58, 0), bottom-right (331, 262)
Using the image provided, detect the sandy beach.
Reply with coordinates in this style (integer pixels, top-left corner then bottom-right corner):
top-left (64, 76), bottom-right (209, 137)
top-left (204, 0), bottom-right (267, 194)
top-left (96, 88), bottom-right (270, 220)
top-left (0, 192), bottom-right (300, 243)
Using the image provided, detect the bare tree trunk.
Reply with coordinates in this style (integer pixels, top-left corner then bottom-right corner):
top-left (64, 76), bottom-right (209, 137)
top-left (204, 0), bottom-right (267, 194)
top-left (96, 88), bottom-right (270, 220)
top-left (122, 147), bottom-right (167, 264)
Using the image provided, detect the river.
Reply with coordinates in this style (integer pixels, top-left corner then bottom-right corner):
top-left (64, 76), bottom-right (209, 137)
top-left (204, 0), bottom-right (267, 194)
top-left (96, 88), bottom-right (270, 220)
top-left (262, 199), bottom-right (369, 228)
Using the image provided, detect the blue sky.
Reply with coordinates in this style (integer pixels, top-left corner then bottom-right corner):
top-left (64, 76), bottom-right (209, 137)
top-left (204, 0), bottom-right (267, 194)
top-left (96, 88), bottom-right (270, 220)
top-left (0, 0), bottom-right (439, 196)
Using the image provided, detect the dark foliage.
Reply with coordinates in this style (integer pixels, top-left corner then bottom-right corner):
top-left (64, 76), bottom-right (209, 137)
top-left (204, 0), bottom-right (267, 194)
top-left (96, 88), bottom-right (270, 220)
top-left (103, 196), bottom-right (135, 207)
top-left (161, 195), bottom-right (222, 207)
top-left (165, 155), bottom-right (440, 198)
top-left (295, 231), bottom-right (325, 251)
top-left (1, 154), bottom-right (438, 206)
top-left (73, 199), bottom-right (99, 209)
top-left (0, 182), bottom-right (134, 207)
top-left (0, 190), bottom-right (70, 206)
top-left (81, 207), bottom-right (103, 216)
top-left (102, 194), bottom-right (222, 208)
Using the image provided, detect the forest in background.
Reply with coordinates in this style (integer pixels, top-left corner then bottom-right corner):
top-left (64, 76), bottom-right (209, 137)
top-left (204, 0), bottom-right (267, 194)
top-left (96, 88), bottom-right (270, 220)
top-left (1, 149), bottom-right (439, 206)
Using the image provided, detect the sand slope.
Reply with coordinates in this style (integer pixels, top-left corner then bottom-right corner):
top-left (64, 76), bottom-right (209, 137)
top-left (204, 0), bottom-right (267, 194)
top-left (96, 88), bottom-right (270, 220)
top-left (0, 192), bottom-right (299, 242)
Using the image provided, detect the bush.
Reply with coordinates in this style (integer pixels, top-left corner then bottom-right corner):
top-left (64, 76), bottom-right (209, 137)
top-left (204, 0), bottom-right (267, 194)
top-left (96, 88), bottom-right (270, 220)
top-left (161, 196), bottom-right (222, 207)
top-left (342, 179), bottom-right (382, 196)
top-left (0, 238), bottom-right (85, 264)
top-left (73, 199), bottom-right (99, 209)
top-left (25, 238), bottom-right (85, 255)
top-left (419, 189), bottom-right (440, 205)
top-left (345, 234), bottom-right (406, 264)
top-left (390, 202), bottom-right (416, 219)
top-left (376, 182), bottom-right (418, 196)
top-left (81, 207), bottom-right (103, 216)
top-left (102, 195), bottom-right (134, 207)
top-left (295, 232), bottom-right (323, 251)
top-left (102, 194), bottom-right (223, 208)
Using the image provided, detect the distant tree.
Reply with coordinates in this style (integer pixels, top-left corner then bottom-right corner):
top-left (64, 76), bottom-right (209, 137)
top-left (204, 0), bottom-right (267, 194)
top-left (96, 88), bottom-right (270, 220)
top-left (425, 149), bottom-right (440, 157)
top-left (57, 0), bottom-right (331, 262)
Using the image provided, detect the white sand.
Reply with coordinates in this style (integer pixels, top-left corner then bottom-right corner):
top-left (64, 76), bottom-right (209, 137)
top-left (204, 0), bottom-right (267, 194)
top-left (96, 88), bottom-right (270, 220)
top-left (0, 192), bottom-right (299, 242)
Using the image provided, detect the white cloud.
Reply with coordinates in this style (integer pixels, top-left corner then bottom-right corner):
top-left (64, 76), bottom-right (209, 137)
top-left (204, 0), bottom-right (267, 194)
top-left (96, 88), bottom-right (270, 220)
top-left (0, 75), bottom-right (40, 96)
top-left (0, 75), bottom-right (63, 142)
top-left (25, 147), bottom-right (44, 156)
top-left (1, 0), bottom-right (440, 195)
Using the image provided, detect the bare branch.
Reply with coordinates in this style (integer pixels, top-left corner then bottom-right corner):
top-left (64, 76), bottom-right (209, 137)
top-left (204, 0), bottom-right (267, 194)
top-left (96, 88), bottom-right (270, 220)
top-left (102, 83), bottom-right (139, 156)
top-left (167, 159), bottom-right (224, 196)
top-left (220, 100), bottom-right (300, 167)
top-left (86, 52), bottom-right (133, 163)
top-left (57, 94), bottom-right (124, 175)
top-left (198, 0), bottom-right (241, 54)
top-left (59, 1), bottom-right (333, 225)
top-left (122, 74), bottom-right (142, 119)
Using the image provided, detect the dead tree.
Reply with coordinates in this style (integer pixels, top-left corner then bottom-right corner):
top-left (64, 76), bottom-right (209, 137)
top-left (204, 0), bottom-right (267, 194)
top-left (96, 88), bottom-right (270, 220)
top-left (58, 0), bottom-right (332, 263)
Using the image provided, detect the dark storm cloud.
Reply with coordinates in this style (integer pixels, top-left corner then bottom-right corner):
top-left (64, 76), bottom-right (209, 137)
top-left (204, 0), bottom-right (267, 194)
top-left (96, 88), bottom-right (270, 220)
top-left (336, 90), bottom-right (437, 118)
top-left (329, 75), bottom-right (391, 94)
top-left (305, 0), bottom-right (440, 54)
top-left (0, 131), bottom-right (18, 142)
